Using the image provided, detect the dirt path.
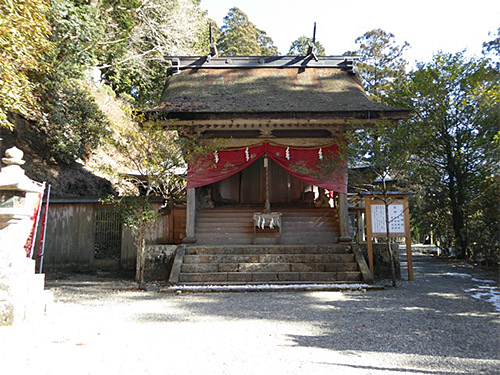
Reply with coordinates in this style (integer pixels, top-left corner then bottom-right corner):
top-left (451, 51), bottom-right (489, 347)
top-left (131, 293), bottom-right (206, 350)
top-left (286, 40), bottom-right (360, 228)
top-left (1, 250), bottom-right (498, 375)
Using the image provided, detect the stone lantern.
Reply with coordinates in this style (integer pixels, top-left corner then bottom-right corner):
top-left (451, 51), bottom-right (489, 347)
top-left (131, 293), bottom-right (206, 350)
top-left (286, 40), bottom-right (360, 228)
top-left (0, 147), bottom-right (49, 325)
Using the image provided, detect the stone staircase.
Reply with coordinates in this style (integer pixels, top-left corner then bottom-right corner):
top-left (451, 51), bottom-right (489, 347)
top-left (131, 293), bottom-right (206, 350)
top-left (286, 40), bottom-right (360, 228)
top-left (195, 208), bottom-right (340, 245)
top-left (173, 244), bottom-right (364, 284)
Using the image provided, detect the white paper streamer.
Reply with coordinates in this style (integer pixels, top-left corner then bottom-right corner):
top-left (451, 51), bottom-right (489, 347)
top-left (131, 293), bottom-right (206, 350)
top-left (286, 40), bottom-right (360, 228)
top-left (285, 147), bottom-right (290, 160)
top-left (214, 150), bottom-right (219, 163)
top-left (245, 147), bottom-right (249, 161)
top-left (318, 148), bottom-right (323, 160)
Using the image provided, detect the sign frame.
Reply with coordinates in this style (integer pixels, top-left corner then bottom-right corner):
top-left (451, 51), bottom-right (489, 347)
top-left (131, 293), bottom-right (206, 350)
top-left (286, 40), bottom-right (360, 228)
top-left (363, 193), bottom-right (413, 281)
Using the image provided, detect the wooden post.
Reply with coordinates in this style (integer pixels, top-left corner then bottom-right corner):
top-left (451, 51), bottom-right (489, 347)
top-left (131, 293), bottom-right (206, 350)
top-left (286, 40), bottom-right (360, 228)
top-left (338, 192), bottom-right (351, 242)
top-left (403, 198), bottom-right (413, 281)
top-left (364, 196), bottom-right (374, 278)
top-left (264, 155), bottom-right (270, 214)
top-left (184, 188), bottom-right (196, 243)
top-left (357, 210), bottom-right (364, 243)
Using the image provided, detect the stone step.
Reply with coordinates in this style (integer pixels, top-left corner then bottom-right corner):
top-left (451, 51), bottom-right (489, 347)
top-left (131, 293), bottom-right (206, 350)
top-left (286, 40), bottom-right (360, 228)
top-left (196, 228), bottom-right (338, 235)
top-left (194, 237), bottom-right (340, 245)
top-left (183, 253), bottom-right (355, 264)
top-left (185, 245), bottom-right (352, 255)
top-left (178, 271), bottom-right (363, 283)
top-left (181, 262), bottom-right (360, 273)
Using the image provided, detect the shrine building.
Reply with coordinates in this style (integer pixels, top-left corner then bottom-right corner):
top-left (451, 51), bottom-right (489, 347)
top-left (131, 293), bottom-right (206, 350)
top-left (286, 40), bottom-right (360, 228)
top-left (150, 54), bottom-right (409, 284)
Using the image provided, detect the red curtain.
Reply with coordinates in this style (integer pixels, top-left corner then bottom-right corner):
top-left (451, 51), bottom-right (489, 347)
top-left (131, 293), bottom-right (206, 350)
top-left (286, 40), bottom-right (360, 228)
top-left (187, 143), bottom-right (346, 193)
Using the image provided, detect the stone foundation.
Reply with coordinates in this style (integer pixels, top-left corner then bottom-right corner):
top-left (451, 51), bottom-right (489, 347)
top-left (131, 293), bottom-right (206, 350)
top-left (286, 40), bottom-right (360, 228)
top-left (144, 245), bottom-right (178, 282)
top-left (359, 242), bottom-right (401, 281)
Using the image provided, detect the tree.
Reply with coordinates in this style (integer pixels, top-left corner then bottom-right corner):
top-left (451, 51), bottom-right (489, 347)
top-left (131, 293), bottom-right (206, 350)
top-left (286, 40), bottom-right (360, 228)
top-left (483, 27), bottom-right (500, 57)
top-left (386, 51), bottom-right (500, 259)
top-left (345, 118), bottom-right (413, 286)
top-left (101, 0), bottom-right (208, 104)
top-left (218, 7), bottom-right (277, 56)
top-left (257, 28), bottom-right (278, 56)
top-left (0, 0), bottom-right (53, 129)
top-left (288, 36), bottom-right (325, 56)
top-left (355, 29), bottom-right (409, 100)
top-left (106, 118), bottom-right (187, 288)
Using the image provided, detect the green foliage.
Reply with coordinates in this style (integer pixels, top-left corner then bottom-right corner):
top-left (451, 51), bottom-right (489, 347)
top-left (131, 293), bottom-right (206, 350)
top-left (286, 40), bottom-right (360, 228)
top-left (0, 0), bottom-right (53, 129)
top-left (111, 115), bottom-right (187, 203)
top-left (39, 78), bottom-right (111, 164)
top-left (386, 51), bottom-right (500, 259)
top-left (257, 28), bottom-right (278, 56)
top-left (355, 29), bottom-right (409, 100)
top-left (103, 195), bottom-right (158, 232)
top-left (346, 120), bottom-right (412, 192)
top-left (483, 27), bottom-right (500, 57)
top-left (287, 36), bottom-right (326, 56)
top-left (104, 117), bottom-right (192, 286)
top-left (218, 7), bottom-right (277, 56)
top-left (194, 19), bottom-right (221, 56)
top-left (47, 0), bottom-right (104, 78)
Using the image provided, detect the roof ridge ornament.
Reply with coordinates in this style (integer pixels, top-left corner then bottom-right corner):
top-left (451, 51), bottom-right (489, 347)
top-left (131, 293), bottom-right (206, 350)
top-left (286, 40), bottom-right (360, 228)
top-left (207, 22), bottom-right (218, 62)
top-left (306, 22), bottom-right (319, 62)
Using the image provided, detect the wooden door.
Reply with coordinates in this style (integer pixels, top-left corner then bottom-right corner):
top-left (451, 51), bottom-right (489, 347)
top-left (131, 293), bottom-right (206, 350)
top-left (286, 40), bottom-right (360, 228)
top-left (168, 208), bottom-right (186, 244)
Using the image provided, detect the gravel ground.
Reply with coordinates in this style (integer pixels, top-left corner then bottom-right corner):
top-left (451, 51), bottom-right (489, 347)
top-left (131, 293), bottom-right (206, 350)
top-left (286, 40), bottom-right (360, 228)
top-left (1, 248), bottom-right (499, 375)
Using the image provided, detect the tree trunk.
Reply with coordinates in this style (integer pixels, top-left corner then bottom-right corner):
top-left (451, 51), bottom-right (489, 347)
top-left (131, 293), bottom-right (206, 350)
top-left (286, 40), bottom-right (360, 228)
top-left (384, 200), bottom-right (397, 287)
top-left (447, 168), bottom-right (468, 258)
top-left (135, 221), bottom-right (147, 289)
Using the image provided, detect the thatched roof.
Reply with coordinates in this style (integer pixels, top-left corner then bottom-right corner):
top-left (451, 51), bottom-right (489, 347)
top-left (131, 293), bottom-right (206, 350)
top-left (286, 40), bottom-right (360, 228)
top-left (152, 57), bottom-right (409, 121)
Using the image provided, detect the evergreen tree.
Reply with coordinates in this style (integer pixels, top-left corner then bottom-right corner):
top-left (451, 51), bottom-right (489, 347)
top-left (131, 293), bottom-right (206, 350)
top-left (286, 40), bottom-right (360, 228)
top-left (288, 36), bottom-right (325, 56)
top-left (386, 52), bottom-right (499, 259)
top-left (218, 7), bottom-right (277, 56)
top-left (257, 28), bottom-right (278, 55)
top-left (355, 29), bottom-right (409, 100)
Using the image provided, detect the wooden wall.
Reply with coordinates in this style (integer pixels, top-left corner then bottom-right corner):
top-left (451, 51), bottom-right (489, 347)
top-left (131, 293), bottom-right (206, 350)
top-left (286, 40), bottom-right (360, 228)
top-left (41, 201), bottom-right (173, 272)
top-left (42, 202), bottom-right (96, 272)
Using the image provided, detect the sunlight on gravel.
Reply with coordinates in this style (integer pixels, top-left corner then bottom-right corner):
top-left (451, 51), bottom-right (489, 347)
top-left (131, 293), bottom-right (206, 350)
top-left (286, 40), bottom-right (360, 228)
top-left (1, 253), bottom-right (499, 375)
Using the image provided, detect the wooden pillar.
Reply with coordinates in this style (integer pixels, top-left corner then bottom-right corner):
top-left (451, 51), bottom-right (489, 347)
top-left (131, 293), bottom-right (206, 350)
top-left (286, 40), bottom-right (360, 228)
top-left (403, 198), bottom-right (414, 281)
top-left (184, 188), bottom-right (196, 243)
top-left (264, 155), bottom-right (270, 214)
top-left (364, 196), bottom-right (374, 278)
top-left (338, 192), bottom-right (351, 242)
top-left (357, 211), bottom-right (364, 242)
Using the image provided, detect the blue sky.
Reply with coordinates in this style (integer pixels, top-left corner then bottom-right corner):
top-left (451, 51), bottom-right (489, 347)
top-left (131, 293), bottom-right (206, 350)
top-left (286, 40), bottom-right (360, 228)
top-left (200, 0), bottom-right (499, 65)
